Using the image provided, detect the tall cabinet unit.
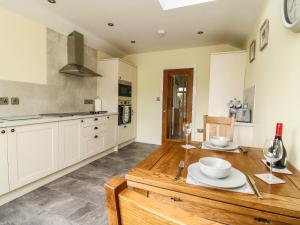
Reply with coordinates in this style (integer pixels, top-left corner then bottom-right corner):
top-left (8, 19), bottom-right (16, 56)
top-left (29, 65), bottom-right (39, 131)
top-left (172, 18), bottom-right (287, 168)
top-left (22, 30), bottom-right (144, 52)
top-left (97, 59), bottom-right (137, 145)
top-left (0, 129), bottom-right (9, 196)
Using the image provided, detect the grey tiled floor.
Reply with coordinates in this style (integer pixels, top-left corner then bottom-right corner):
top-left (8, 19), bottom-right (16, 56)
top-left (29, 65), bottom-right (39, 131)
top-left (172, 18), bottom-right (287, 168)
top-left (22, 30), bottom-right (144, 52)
top-left (0, 142), bottom-right (157, 225)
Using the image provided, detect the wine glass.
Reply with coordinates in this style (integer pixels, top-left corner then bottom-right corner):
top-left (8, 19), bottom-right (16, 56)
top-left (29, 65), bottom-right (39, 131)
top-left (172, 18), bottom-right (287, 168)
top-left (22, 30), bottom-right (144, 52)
top-left (263, 138), bottom-right (283, 182)
top-left (183, 123), bottom-right (192, 148)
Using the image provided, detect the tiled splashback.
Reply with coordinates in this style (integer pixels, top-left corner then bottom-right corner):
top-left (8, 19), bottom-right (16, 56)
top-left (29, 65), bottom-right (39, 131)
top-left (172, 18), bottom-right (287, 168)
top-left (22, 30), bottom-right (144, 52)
top-left (0, 29), bottom-right (98, 117)
top-left (243, 86), bottom-right (255, 122)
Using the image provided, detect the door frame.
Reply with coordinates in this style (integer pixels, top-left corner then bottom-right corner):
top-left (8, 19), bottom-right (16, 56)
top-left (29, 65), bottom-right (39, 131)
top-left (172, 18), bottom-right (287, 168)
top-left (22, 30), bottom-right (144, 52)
top-left (161, 67), bottom-right (197, 144)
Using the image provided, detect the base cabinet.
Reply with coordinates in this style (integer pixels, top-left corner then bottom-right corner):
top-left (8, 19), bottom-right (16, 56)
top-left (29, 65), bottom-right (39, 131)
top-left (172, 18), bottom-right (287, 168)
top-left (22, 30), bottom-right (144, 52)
top-left (0, 129), bottom-right (9, 196)
top-left (59, 120), bottom-right (81, 169)
top-left (118, 124), bottom-right (131, 144)
top-left (7, 123), bottom-right (59, 190)
top-left (104, 115), bottom-right (117, 149)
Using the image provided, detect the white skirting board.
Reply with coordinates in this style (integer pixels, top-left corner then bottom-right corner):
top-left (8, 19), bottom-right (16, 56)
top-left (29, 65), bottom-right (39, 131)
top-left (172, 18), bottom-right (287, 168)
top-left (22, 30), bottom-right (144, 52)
top-left (0, 146), bottom-right (117, 207)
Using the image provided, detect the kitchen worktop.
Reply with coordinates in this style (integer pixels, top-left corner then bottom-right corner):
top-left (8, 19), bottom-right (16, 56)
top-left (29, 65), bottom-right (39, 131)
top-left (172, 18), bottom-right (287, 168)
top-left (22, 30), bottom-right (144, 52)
top-left (0, 112), bottom-right (118, 128)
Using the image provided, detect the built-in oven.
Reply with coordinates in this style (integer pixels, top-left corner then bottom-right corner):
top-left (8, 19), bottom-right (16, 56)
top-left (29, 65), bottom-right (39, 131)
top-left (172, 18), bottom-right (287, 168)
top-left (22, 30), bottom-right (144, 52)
top-left (118, 97), bottom-right (132, 125)
top-left (118, 80), bottom-right (132, 97)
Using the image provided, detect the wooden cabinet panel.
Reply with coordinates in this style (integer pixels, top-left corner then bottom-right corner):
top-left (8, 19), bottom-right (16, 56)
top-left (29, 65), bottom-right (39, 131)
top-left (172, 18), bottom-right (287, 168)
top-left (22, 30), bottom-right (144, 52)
top-left (0, 129), bottom-right (9, 196)
top-left (59, 120), bottom-right (81, 169)
top-left (119, 61), bottom-right (132, 82)
top-left (118, 124), bottom-right (131, 144)
top-left (104, 115), bottom-right (117, 149)
top-left (8, 123), bottom-right (59, 190)
top-left (81, 133), bottom-right (105, 158)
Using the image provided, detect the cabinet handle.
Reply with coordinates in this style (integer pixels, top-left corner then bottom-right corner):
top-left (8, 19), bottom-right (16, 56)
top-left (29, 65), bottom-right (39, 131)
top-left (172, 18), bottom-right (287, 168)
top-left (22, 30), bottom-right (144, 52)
top-left (81, 120), bottom-right (84, 123)
top-left (254, 217), bottom-right (270, 224)
top-left (1, 130), bottom-right (5, 134)
top-left (107, 116), bottom-right (110, 119)
top-left (94, 118), bottom-right (98, 121)
top-left (94, 127), bottom-right (98, 130)
top-left (124, 125), bottom-right (127, 128)
top-left (11, 129), bottom-right (15, 133)
top-left (94, 135), bottom-right (98, 139)
top-left (119, 76), bottom-right (122, 80)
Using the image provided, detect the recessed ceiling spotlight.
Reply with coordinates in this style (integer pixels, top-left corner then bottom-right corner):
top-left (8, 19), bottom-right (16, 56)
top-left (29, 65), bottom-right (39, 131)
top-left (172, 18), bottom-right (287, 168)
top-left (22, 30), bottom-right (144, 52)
top-left (131, 40), bottom-right (136, 44)
top-left (197, 31), bottom-right (204, 35)
top-left (48, 0), bottom-right (56, 4)
top-left (157, 29), bottom-right (166, 36)
top-left (107, 23), bottom-right (114, 27)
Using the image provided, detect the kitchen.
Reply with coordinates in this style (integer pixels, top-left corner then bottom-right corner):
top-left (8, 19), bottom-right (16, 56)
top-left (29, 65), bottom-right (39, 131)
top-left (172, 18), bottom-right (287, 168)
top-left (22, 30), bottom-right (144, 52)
top-left (0, 0), bottom-right (300, 225)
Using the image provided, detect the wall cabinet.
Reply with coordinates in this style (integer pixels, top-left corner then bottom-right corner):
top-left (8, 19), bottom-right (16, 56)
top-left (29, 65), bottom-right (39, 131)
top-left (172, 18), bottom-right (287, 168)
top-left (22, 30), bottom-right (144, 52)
top-left (7, 123), bottom-right (59, 190)
top-left (0, 129), bottom-right (9, 196)
top-left (58, 120), bottom-right (81, 169)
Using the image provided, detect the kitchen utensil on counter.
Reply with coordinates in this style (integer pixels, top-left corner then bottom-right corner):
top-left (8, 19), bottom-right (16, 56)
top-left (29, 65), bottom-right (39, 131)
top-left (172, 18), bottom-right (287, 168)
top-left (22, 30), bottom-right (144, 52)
top-left (94, 96), bottom-right (102, 112)
top-left (247, 175), bottom-right (262, 199)
top-left (198, 157), bottom-right (232, 179)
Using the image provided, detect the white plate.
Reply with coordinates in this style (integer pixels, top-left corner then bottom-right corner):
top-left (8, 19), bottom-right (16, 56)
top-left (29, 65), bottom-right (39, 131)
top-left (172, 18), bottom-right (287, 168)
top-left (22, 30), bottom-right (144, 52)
top-left (188, 163), bottom-right (246, 188)
top-left (204, 141), bottom-right (238, 151)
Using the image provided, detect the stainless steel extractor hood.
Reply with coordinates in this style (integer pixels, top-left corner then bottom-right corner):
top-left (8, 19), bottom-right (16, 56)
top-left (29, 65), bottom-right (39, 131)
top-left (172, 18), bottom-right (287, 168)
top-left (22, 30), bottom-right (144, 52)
top-left (59, 31), bottom-right (102, 77)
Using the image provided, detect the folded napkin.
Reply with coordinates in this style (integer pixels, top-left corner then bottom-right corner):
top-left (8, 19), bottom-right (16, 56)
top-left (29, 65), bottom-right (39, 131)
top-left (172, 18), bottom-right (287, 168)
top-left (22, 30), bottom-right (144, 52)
top-left (186, 173), bottom-right (254, 195)
top-left (261, 160), bottom-right (293, 175)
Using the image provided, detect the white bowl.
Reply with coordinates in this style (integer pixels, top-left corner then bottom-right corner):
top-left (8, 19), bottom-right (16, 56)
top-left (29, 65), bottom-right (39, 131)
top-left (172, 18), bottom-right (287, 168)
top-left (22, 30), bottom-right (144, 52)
top-left (199, 157), bottom-right (232, 179)
top-left (209, 136), bottom-right (230, 147)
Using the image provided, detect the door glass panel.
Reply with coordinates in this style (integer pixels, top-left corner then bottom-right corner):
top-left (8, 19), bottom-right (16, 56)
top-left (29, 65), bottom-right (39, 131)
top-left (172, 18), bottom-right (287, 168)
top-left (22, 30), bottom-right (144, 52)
top-left (167, 74), bottom-right (188, 140)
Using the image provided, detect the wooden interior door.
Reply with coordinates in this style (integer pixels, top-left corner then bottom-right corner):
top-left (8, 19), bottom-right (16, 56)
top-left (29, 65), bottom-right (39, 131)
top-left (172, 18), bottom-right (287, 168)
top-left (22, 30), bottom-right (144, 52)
top-left (162, 68), bottom-right (193, 144)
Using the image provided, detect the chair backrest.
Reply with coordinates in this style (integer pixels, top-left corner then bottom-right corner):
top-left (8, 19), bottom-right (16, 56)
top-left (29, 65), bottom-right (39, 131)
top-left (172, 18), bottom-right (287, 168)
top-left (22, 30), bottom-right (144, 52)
top-left (203, 115), bottom-right (234, 142)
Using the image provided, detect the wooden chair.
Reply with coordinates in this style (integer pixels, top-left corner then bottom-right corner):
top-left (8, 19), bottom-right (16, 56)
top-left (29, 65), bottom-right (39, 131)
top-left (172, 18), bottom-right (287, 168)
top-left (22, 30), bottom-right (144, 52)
top-left (203, 115), bottom-right (235, 142)
top-left (105, 177), bottom-right (222, 225)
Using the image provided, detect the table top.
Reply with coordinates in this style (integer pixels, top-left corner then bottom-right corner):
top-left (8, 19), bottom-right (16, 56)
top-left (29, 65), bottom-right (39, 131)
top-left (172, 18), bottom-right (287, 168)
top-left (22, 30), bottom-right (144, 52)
top-left (125, 141), bottom-right (300, 218)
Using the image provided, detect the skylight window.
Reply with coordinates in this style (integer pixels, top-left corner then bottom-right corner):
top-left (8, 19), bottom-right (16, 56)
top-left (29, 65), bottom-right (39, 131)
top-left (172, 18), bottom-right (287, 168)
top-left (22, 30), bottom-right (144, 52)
top-left (158, 0), bottom-right (216, 10)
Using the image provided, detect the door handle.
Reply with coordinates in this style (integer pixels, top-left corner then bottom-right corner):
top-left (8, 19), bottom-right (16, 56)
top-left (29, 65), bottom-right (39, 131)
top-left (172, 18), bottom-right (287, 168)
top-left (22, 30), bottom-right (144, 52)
top-left (163, 110), bottom-right (166, 113)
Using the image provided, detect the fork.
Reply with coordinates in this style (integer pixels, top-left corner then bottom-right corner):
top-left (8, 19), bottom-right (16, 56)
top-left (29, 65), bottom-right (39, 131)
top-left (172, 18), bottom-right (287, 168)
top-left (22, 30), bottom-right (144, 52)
top-left (175, 161), bottom-right (185, 180)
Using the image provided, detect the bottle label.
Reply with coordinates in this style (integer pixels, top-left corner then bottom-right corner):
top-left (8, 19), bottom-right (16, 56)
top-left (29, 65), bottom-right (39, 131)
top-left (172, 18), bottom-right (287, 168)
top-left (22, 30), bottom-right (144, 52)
top-left (276, 123), bottom-right (283, 137)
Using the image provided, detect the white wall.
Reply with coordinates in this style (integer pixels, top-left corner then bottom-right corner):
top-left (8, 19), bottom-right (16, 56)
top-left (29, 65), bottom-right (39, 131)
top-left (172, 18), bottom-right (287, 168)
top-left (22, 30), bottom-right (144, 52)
top-left (244, 0), bottom-right (300, 170)
top-left (0, 6), bottom-right (47, 84)
top-left (124, 44), bottom-right (240, 145)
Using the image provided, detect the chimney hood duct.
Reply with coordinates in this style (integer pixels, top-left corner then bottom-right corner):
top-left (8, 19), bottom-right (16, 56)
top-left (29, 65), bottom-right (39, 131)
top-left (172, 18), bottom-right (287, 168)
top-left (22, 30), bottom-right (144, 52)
top-left (59, 31), bottom-right (102, 77)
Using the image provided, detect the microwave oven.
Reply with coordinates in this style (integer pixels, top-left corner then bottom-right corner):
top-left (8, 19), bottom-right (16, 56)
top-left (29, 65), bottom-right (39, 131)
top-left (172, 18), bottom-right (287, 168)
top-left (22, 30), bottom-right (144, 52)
top-left (118, 80), bottom-right (132, 97)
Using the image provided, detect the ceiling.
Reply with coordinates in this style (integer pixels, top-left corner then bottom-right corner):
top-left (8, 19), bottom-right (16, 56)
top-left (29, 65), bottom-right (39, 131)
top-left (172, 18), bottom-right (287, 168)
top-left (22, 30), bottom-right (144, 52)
top-left (0, 0), bottom-right (265, 56)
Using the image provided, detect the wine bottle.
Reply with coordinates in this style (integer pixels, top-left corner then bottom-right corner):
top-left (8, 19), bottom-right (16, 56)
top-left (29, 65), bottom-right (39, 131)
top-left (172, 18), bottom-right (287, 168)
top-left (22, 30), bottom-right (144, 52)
top-left (273, 123), bottom-right (287, 169)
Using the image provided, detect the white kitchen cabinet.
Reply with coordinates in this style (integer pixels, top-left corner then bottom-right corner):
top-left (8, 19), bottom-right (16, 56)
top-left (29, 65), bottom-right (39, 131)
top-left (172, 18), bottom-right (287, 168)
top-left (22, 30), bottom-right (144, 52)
top-left (58, 120), bottom-right (81, 169)
top-left (0, 129), bottom-right (9, 196)
top-left (7, 123), bottom-right (59, 190)
top-left (118, 124), bottom-right (131, 144)
top-left (97, 58), bottom-right (137, 145)
top-left (208, 51), bottom-right (247, 117)
top-left (103, 115), bottom-right (117, 149)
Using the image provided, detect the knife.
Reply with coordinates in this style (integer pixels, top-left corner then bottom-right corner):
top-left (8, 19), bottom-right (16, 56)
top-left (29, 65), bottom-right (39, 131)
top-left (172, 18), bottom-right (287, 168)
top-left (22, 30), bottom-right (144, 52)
top-left (247, 175), bottom-right (263, 199)
top-left (175, 161), bottom-right (185, 180)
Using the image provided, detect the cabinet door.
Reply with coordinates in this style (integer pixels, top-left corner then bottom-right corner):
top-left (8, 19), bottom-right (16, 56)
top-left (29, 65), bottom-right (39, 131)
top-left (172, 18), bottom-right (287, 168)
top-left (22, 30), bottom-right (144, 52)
top-left (118, 124), bottom-right (131, 144)
top-left (8, 123), bottom-right (59, 190)
top-left (119, 61), bottom-right (132, 82)
top-left (130, 66), bottom-right (137, 140)
top-left (59, 120), bottom-right (81, 169)
top-left (0, 129), bottom-right (9, 195)
top-left (81, 133), bottom-right (105, 159)
top-left (104, 115), bottom-right (117, 149)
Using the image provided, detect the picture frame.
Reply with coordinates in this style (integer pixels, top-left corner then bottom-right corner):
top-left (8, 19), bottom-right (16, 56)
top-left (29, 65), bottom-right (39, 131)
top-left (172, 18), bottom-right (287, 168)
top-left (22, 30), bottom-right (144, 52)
top-left (260, 19), bottom-right (269, 51)
top-left (249, 40), bottom-right (256, 63)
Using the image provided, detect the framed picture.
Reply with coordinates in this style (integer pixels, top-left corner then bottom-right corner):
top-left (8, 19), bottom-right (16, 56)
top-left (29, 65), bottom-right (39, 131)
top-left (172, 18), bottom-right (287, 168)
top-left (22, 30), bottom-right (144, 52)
top-left (249, 40), bottom-right (256, 63)
top-left (260, 19), bottom-right (269, 51)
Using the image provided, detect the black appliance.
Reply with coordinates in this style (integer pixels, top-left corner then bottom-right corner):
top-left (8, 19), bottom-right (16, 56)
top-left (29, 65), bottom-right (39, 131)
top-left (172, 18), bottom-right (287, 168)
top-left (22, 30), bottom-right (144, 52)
top-left (119, 80), bottom-right (132, 97)
top-left (118, 98), bottom-right (132, 125)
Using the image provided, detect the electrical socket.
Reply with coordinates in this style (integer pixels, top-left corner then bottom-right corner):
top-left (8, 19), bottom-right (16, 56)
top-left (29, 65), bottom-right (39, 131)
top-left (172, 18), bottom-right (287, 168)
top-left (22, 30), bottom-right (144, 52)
top-left (0, 97), bottom-right (9, 105)
top-left (11, 97), bottom-right (19, 105)
top-left (84, 99), bottom-right (94, 104)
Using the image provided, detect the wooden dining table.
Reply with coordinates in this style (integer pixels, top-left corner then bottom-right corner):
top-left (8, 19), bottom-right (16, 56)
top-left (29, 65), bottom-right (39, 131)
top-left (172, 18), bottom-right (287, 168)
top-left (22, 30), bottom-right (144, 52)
top-left (105, 141), bottom-right (300, 225)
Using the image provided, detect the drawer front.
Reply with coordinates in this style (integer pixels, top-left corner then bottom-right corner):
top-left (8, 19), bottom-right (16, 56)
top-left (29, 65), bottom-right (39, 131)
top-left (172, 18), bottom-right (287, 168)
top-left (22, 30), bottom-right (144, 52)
top-left (83, 123), bottom-right (106, 137)
top-left (82, 116), bottom-right (105, 127)
top-left (82, 133), bottom-right (105, 158)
